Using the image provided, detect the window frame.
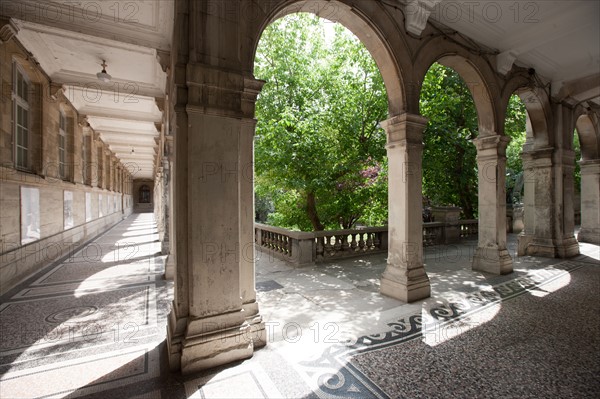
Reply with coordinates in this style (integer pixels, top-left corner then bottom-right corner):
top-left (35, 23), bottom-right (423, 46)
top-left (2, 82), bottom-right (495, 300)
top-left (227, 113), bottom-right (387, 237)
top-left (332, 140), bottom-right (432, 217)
top-left (12, 62), bottom-right (31, 171)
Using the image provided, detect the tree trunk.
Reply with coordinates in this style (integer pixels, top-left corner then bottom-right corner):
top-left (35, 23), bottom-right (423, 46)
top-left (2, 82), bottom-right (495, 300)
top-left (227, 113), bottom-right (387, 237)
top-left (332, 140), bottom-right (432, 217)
top-left (306, 191), bottom-right (324, 231)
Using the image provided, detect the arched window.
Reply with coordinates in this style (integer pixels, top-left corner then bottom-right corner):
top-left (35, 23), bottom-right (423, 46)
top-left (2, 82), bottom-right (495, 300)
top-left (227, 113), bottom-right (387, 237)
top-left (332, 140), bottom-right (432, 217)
top-left (139, 185), bottom-right (151, 203)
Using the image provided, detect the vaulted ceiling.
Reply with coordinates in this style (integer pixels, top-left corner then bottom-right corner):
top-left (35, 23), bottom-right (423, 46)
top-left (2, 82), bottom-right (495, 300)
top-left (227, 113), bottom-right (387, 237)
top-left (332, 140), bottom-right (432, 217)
top-left (2, 0), bottom-right (599, 180)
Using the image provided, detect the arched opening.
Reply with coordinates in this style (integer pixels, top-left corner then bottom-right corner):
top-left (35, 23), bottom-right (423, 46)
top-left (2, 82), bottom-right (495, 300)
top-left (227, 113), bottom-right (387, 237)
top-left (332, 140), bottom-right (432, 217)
top-left (419, 62), bottom-right (479, 220)
top-left (503, 84), bottom-right (557, 257)
top-left (252, 1), bottom-right (405, 115)
top-left (138, 185), bottom-right (151, 204)
top-left (133, 180), bottom-right (153, 213)
top-left (253, 13), bottom-right (389, 232)
top-left (503, 94), bottom-right (528, 236)
top-left (418, 57), bottom-right (512, 275)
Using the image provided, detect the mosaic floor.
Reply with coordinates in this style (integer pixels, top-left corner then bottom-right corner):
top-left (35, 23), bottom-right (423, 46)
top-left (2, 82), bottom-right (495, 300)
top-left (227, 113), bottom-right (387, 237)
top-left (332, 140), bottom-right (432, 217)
top-left (1, 214), bottom-right (599, 398)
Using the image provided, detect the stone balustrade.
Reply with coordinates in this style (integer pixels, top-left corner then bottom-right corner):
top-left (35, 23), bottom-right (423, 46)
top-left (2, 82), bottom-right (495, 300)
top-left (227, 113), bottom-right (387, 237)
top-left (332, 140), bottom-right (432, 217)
top-left (255, 219), bottom-right (479, 266)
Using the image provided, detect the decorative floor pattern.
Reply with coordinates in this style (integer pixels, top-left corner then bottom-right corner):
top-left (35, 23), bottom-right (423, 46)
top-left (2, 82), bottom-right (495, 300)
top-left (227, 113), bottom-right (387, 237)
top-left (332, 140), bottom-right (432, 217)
top-left (293, 261), bottom-right (593, 399)
top-left (0, 213), bottom-right (169, 399)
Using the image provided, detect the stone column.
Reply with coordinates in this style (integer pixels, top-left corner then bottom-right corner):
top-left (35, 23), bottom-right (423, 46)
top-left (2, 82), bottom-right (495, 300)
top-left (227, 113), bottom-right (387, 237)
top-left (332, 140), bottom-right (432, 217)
top-left (166, 0), bottom-right (265, 374)
top-left (164, 136), bottom-right (175, 279)
top-left (166, 66), bottom-right (264, 375)
top-left (578, 159), bottom-right (600, 244)
top-left (517, 149), bottom-right (535, 255)
top-left (472, 135), bottom-right (513, 274)
top-left (239, 79), bottom-right (266, 347)
top-left (380, 113), bottom-right (430, 303)
top-left (518, 148), bottom-right (557, 256)
top-left (553, 149), bottom-right (580, 257)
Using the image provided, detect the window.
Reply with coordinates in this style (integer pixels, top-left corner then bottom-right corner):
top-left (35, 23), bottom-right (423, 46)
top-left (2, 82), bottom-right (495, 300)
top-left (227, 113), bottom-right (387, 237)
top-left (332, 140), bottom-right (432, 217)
top-left (13, 62), bottom-right (30, 170)
top-left (59, 111), bottom-right (68, 180)
top-left (139, 185), bottom-right (151, 203)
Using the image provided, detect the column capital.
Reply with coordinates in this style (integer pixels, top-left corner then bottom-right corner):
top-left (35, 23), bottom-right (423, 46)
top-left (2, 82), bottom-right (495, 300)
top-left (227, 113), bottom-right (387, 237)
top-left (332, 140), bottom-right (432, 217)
top-left (522, 147), bottom-right (554, 169)
top-left (579, 158), bottom-right (600, 174)
top-left (381, 112), bottom-right (427, 146)
top-left (0, 21), bottom-right (17, 44)
top-left (186, 62), bottom-right (265, 119)
top-left (473, 134), bottom-right (510, 153)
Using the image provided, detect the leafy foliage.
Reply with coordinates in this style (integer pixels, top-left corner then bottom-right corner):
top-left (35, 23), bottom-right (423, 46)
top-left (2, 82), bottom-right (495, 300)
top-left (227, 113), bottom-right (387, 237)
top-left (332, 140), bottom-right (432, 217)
top-left (505, 94), bottom-right (527, 204)
top-left (420, 64), bottom-right (479, 218)
top-left (254, 15), bottom-right (529, 230)
top-left (254, 14), bottom-right (388, 230)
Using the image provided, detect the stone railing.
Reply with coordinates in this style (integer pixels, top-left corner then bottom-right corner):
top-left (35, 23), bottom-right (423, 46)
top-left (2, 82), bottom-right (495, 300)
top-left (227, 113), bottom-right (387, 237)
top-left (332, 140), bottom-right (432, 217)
top-left (458, 219), bottom-right (478, 239)
top-left (255, 219), bottom-right (478, 266)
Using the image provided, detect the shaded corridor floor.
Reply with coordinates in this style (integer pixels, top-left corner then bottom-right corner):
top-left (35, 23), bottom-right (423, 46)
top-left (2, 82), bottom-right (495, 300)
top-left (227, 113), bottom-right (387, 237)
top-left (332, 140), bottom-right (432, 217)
top-left (0, 214), bottom-right (599, 398)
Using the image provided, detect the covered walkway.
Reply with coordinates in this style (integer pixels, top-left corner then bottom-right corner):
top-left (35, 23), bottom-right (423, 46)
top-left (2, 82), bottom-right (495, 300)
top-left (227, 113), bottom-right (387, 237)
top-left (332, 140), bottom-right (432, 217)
top-left (1, 215), bottom-right (598, 398)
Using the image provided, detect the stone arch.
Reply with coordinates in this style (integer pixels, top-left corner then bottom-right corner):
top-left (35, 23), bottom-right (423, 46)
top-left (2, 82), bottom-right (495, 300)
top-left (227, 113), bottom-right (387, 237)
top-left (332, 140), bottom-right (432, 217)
top-left (245, 0), bottom-right (408, 116)
top-left (414, 38), bottom-right (499, 135)
top-left (502, 74), bottom-right (553, 148)
top-left (575, 112), bottom-right (600, 161)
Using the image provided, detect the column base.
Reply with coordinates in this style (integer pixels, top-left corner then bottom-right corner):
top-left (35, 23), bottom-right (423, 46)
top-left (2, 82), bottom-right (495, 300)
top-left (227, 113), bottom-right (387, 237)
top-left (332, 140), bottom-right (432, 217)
top-left (517, 233), bottom-right (534, 256)
top-left (164, 254), bottom-right (175, 280)
top-left (380, 266), bottom-right (430, 303)
top-left (166, 304), bottom-right (187, 372)
top-left (522, 237), bottom-right (558, 258)
top-left (472, 247), bottom-right (513, 275)
top-left (243, 301), bottom-right (267, 348)
top-left (555, 237), bottom-right (580, 258)
top-left (578, 228), bottom-right (600, 245)
top-left (181, 324), bottom-right (253, 375)
top-left (167, 306), bottom-right (255, 375)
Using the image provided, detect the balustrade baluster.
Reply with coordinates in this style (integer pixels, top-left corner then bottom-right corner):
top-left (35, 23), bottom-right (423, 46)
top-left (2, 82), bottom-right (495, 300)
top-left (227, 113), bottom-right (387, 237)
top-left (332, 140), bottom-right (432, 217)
top-left (324, 235), bottom-right (333, 256)
top-left (358, 233), bottom-right (366, 251)
top-left (316, 237), bottom-right (324, 259)
top-left (350, 233), bottom-right (358, 251)
top-left (366, 233), bottom-right (373, 250)
top-left (334, 235), bottom-right (342, 253)
top-left (341, 234), bottom-right (350, 251)
top-left (373, 233), bottom-right (380, 249)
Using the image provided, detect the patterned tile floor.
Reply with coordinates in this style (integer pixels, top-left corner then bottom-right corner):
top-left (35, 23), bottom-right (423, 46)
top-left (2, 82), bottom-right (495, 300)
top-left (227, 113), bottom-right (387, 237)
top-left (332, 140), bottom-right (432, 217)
top-left (0, 214), bottom-right (599, 398)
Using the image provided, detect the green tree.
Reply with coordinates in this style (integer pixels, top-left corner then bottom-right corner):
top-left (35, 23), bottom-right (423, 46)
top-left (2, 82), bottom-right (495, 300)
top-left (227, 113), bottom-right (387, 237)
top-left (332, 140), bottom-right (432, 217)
top-left (420, 63), bottom-right (479, 218)
top-left (504, 94), bottom-right (527, 203)
top-left (254, 14), bottom-right (388, 231)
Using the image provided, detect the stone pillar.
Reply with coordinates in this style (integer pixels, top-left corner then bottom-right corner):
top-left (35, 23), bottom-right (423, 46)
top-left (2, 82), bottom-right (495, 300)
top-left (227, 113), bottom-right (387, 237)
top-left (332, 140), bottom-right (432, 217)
top-left (108, 155), bottom-right (115, 192)
top-left (380, 113), bottom-right (430, 302)
top-left (472, 135), bottom-right (513, 274)
top-left (518, 148), bottom-right (557, 256)
top-left (166, 0), bottom-right (265, 374)
top-left (239, 79), bottom-right (266, 347)
top-left (578, 159), bottom-right (600, 244)
top-left (553, 149), bottom-right (580, 257)
top-left (164, 136), bottom-right (175, 279)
